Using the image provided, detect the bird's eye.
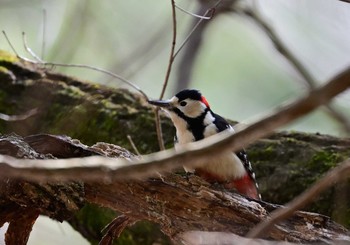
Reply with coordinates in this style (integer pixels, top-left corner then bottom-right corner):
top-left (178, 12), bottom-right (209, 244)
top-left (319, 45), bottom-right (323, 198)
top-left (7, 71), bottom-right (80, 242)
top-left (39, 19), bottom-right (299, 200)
top-left (180, 101), bottom-right (187, 107)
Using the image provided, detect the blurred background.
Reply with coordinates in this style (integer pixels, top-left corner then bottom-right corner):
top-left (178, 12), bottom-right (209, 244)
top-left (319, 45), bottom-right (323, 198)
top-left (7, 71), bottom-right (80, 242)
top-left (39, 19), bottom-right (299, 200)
top-left (0, 0), bottom-right (349, 244)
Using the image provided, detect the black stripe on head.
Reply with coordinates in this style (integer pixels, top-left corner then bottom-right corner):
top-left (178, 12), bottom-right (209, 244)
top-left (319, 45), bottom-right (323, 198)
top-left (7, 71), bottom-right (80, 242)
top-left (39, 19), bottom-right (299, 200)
top-left (175, 89), bottom-right (202, 102)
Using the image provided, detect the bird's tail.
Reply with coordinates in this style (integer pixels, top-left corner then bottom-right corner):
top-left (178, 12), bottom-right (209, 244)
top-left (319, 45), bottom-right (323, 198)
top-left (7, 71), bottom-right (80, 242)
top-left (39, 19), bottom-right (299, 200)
top-left (225, 174), bottom-right (261, 200)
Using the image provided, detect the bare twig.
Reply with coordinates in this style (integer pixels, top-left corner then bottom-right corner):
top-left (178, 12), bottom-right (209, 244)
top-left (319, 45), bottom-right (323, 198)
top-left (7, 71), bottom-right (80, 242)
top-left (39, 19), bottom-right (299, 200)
top-left (173, 8), bottom-right (215, 59)
top-left (2, 31), bottom-right (33, 62)
top-left (42, 62), bottom-right (149, 100)
top-left (22, 32), bottom-right (43, 63)
top-left (2, 31), bottom-right (149, 101)
top-left (240, 9), bottom-right (314, 87)
top-left (247, 159), bottom-right (350, 238)
top-left (154, 0), bottom-right (178, 151)
top-left (159, 0), bottom-right (177, 100)
top-left (0, 108), bottom-right (38, 122)
top-left (175, 3), bottom-right (212, 20)
top-left (175, 0), bottom-right (223, 91)
top-left (0, 67), bottom-right (349, 182)
top-left (154, 109), bottom-right (166, 151)
top-left (154, 0), bottom-right (222, 150)
top-left (99, 215), bottom-right (132, 245)
top-left (241, 7), bottom-right (350, 133)
top-left (174, 0), bottom-right (222, 58)
top-left (127, 135), bottom-right (141, 156)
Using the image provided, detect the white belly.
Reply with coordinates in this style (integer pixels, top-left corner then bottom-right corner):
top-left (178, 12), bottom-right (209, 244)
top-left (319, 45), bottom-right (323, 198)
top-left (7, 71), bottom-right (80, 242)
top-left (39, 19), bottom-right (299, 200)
top-left (200, 151), bottom-right (246, 179)
top-left (182, 150), bottom-right (246, 179)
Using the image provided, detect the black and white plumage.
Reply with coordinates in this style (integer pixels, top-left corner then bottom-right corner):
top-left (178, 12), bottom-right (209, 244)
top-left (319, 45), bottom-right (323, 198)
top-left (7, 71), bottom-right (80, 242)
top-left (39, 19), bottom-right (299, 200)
top-left (148, 89), bottom-right (260, 200)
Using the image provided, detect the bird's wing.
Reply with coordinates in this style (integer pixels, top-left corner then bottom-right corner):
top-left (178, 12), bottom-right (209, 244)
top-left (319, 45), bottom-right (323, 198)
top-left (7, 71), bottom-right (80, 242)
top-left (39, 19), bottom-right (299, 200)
top-left (212, 112), bottom-right (261, 199)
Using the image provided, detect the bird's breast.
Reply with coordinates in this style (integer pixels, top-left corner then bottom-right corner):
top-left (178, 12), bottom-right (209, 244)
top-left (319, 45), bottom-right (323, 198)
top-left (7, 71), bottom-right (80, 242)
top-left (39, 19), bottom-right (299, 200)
top-left (196, 151), bottom-right (247, 180)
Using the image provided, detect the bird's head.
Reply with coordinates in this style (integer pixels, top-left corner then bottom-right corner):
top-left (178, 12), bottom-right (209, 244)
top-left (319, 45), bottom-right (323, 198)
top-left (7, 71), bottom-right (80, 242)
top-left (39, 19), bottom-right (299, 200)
top-left (148, 89), bottom-right (210, 118)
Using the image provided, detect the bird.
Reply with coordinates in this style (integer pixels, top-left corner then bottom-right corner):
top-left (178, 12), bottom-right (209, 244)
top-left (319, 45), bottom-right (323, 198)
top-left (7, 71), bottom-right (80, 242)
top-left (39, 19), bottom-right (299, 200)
top-left (148, 89), bottom-right (261, 200)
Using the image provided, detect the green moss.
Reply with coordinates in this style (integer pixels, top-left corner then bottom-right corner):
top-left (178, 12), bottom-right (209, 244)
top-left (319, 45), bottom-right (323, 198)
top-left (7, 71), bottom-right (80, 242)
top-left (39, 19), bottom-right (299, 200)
top-left (71, 204), bottom-right (117, 245)
top-left (0, 50), bottom-right (19, 62)
top-left (0, 89), bottom-right (16, 122)
top-left (71, 204), bottom-right (171, 245)
top-left (0, 66), bottom-right (9, 73)
top-left (57, 84), bottom-right (86, 99)
top-left (308, 151), bottom-right (343, 173)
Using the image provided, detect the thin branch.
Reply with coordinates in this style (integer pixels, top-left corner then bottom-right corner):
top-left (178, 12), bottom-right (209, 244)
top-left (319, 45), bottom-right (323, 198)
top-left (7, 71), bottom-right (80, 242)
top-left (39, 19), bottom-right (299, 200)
top-left (174, 0), bottom-right (223, 59)
top-left (154, 0), bottom-right (224, 150)
top-left (159, 0), bottom-right (177, 100)
top-left (42, 61), bottom-right (149, 100)
top-left (22, 32), bottom-right (43, 63)
top-left (173, 8), bottom-right (215, 59)
top-left (154, 109), bottom-right (166, 151)
top-left (2, 31), bottom-right (149, 101)
top-left (175, 3), bottom-right (212, 20)
top-left (99, 215), bottom-right (132, 245)
top-left (2, 31), bottom-right (33, 62)
top-left (127, 135), bottom-right (141, 156)
top-left (0, 67), bottom-right (349, 182)
top-left (241, 9), bottom-right (314, 87)
top-left (247, 159), bottom-right (350, 238)
top-left (175, 0), bottom-right (223, 91)
top-left (241, 7), bottom-right (350, 133)
top-left (154, 0), bottom-right (178, 151)
top-left (154, 0), bottom-right (222, 150)
top-left (0, 108), bottom-right (38, 122)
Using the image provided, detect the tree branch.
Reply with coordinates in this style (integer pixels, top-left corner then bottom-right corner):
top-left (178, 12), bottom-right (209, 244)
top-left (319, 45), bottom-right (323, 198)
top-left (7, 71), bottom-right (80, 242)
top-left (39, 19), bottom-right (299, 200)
top-left (1, 55), bottom-right (350, 243)
top-left (0, 66), bottom-right (349, 182)
top-left (247, 159), bottom-right (350, 238)
top-left (241, 7), bottom-right (350, 133)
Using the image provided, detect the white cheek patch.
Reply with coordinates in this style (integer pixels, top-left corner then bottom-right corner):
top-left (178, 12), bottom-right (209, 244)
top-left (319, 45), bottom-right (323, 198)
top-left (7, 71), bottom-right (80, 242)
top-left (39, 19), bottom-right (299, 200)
top-left (179, 100), bottom-right (207, 118)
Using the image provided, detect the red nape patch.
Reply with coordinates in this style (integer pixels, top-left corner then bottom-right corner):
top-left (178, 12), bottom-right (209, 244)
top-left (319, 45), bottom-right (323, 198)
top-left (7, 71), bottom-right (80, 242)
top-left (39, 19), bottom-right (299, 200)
top-left (201, 96), bottom-right (210, 108)
top-left (225, 174), bottom-right (260, 200)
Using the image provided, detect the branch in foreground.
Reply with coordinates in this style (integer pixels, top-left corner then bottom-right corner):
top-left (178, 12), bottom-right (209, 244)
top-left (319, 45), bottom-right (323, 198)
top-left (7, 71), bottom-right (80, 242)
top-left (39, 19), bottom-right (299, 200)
top-left (247, 159), bottom-right (350, 238)
top-left (0, 67), bottom-right (349, 182)
top-left (0, 108), bottom-right (38, 122)
top-left (1, 131), bottom-right (349, 243)
top-left (241, 7), bottom-right (350, 133)
top-left (154, 0), bottom-right (178, 151)
top-left (0, 130), bottom-right (350, 244)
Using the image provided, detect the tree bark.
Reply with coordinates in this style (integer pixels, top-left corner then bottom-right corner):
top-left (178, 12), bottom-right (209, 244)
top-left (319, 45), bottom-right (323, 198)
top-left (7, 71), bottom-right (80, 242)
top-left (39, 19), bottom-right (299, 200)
top-left (1, 51), bottom-right (350, 244)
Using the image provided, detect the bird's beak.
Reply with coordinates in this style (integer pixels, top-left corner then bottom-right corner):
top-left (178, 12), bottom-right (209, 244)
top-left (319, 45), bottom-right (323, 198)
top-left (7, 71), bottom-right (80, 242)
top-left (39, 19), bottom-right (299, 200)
top-left (148, 99), bottom-right (173, 109)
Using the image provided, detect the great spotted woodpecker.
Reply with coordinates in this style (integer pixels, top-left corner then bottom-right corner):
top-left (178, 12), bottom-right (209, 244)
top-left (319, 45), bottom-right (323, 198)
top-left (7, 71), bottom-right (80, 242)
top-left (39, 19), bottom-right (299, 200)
top-left (148, 89), bottom-right (261, 200)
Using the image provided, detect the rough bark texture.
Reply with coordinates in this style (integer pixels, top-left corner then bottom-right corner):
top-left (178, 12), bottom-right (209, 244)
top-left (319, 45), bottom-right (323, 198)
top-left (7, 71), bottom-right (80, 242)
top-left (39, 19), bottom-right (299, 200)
top-left (1, 51), bottom-right (350, 244)
top-left (1, 133), bottom-right (349, 245)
